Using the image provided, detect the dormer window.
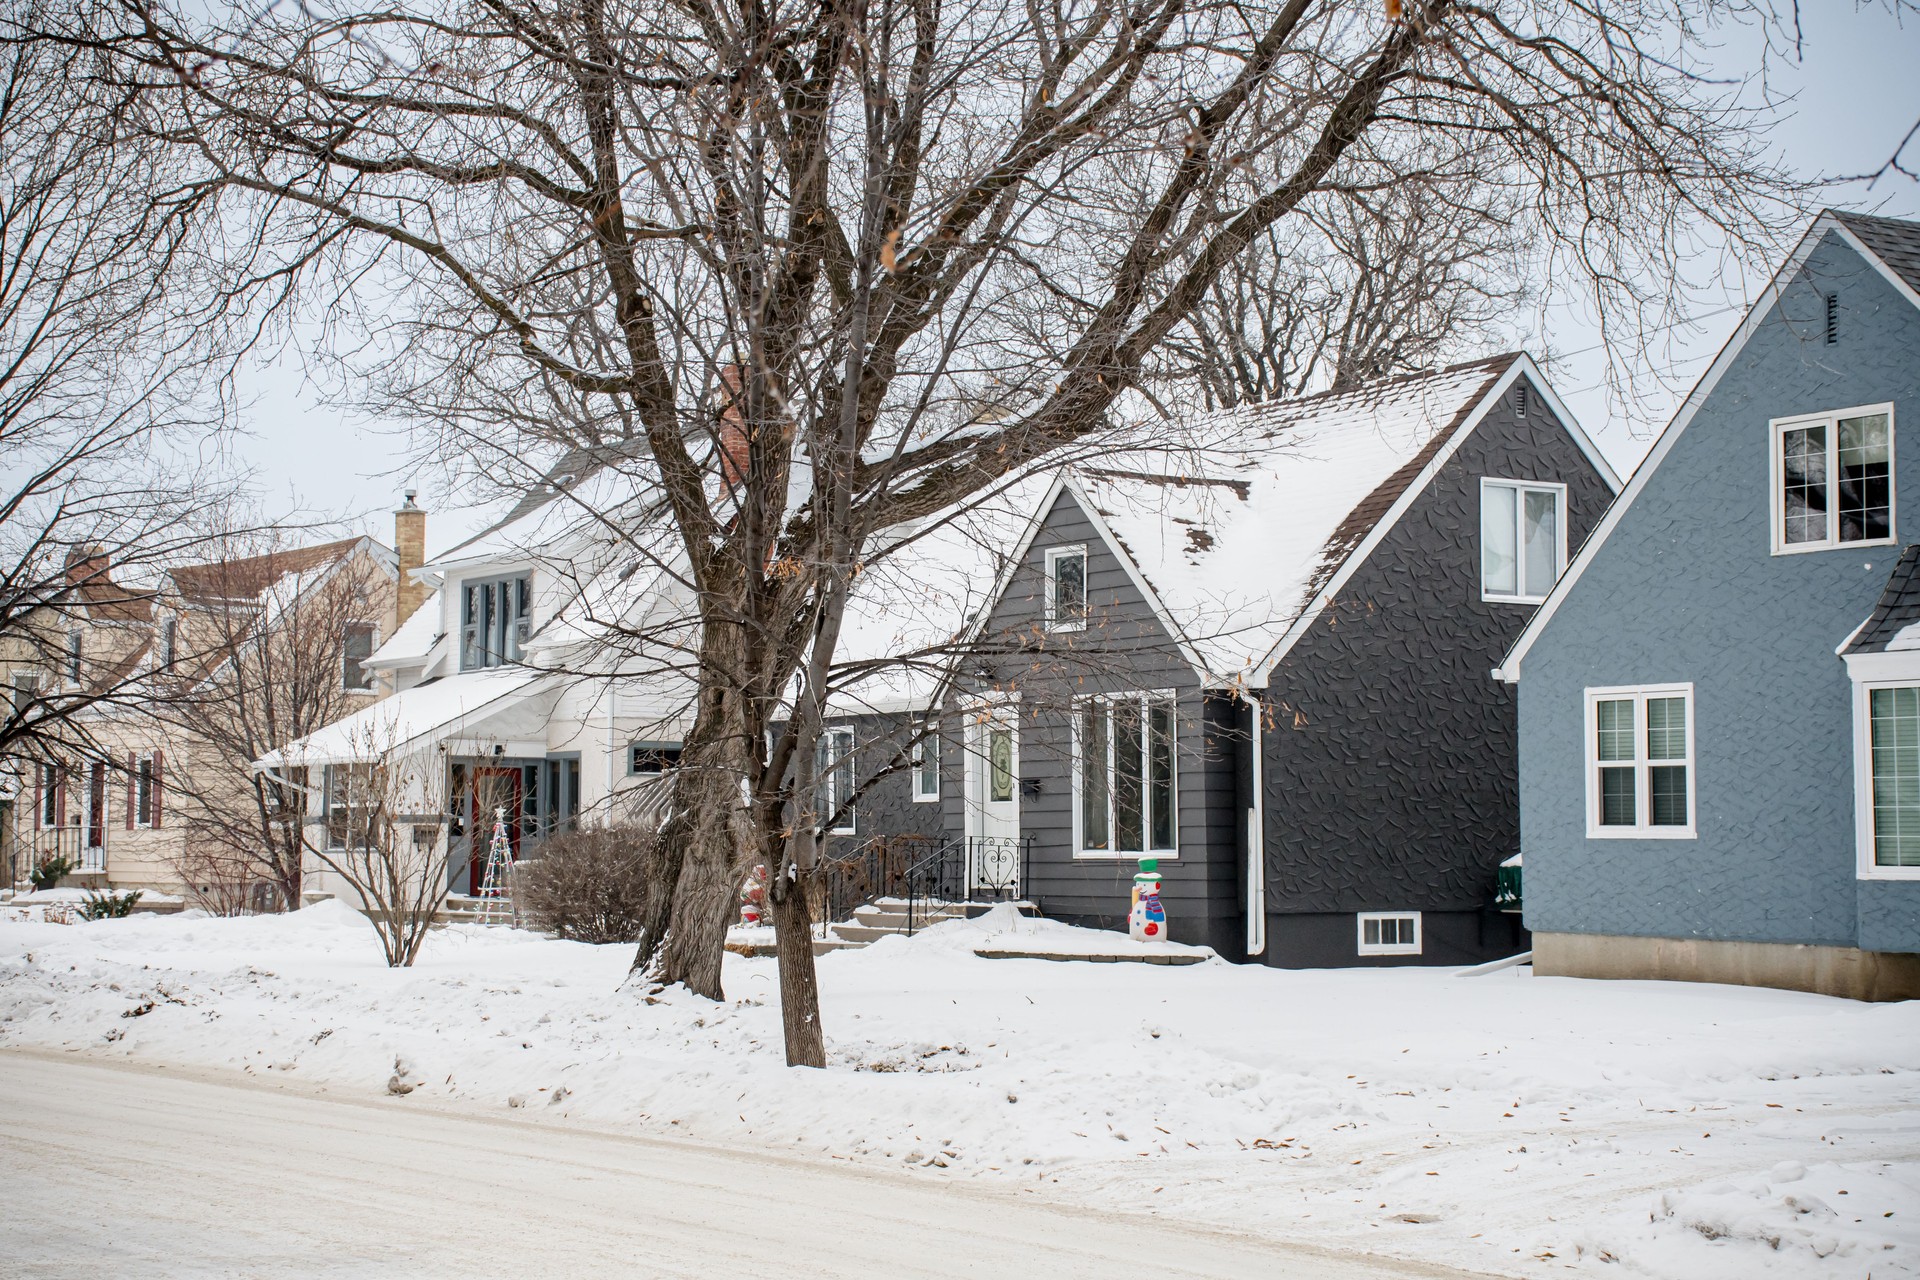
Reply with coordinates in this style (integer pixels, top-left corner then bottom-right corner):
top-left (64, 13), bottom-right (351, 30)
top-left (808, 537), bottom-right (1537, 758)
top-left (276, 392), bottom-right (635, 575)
top-left (64, 630), bottom-right (82, 683)
top-left (1045, 546), bottom-right (1087, 631)
top-left (1771, 406), bottom-right (1894, 553)
top-left (460, 574), bottom-right (531, 670)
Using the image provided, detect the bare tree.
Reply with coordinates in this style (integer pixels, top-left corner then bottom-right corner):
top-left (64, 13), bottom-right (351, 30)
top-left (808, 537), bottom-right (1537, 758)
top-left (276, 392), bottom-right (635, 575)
top-left (299, 723), bottom-right (452, 968)
top-left (66, 0), bottom-right (1809, 1063)
top-left (159, 534), bottom-right (390, 912)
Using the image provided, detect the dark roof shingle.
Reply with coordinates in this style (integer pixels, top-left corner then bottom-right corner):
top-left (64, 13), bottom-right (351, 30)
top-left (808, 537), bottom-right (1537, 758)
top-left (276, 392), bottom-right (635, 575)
top-left (1844, 544), bottom-right (1920, 656)
top-left (1832, 211), bottom-right (1920, 297)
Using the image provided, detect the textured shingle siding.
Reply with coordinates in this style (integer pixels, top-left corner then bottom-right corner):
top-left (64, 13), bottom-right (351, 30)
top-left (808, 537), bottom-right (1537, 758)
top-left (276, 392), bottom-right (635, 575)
top-left (1518, 230), bottom-right (1920, 952)
top-left (818, 710), bottom-right (946, 860)
top-left (1258, 375), bottom-right (1614, 966)
top-left (946, 489), bottom-right (1238, 945)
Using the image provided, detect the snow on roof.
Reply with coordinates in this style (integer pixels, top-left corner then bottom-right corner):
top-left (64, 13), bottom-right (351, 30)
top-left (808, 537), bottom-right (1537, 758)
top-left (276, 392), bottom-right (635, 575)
top-left (255, 666), bottom-right (543, 767)
top-left (369, 590), bottom-right (443, 668)
top-left (1076, 355), bottom-right (1519, 677)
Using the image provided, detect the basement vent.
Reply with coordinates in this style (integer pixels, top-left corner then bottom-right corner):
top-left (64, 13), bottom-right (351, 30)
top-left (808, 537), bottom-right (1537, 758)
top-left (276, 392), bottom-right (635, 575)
top-left (1825, 293), bottom-right (1839, 346)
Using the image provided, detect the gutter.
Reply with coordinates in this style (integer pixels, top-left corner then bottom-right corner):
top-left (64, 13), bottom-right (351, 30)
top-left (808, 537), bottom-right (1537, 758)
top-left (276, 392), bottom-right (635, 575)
top-left (1239, 688), bottom-right (1266, 958)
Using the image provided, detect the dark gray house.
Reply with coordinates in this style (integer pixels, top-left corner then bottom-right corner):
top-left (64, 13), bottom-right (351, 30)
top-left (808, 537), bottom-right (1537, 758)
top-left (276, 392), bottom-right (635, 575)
top-left (1496, 210), bottom-right (1920, 1000)
top-left (832, 353), bottom-right (1618, 966)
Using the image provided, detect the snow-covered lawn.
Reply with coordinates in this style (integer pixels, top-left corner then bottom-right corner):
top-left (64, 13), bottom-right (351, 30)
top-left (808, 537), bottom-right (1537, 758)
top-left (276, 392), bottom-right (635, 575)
top-left (2, 904), bottom-right (1916, 1280)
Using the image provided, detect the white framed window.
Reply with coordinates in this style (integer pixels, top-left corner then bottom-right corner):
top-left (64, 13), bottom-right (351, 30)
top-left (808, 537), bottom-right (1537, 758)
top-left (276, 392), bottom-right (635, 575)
top-left (1045, 545), bottom-right (1087, 631)
top-left (1481, 478), bottom-right (1566, 603)
top-left (64, 630), bottom-right (82, 683)
top-left (817, 726), bottom-right (855, 834)
top-left (1073, 691), bottom-right (1177, 857)
top-left (1852, 679), bottom-right (1920, 881)
top-left (1771, 404), bottom-right (1895, 554)
top-left (1357, 912), bottom-right (1421, 956)
top-left (1584, 684), bottom-right (1695, 838)
top-left (159, 619), bottom-right (177, 669)
top-left (341, 621), bottom-right (377, 692)
top-left (323, 763), bottom-right (374, 852)
top-left (911, 721), bottom-right (940, 803)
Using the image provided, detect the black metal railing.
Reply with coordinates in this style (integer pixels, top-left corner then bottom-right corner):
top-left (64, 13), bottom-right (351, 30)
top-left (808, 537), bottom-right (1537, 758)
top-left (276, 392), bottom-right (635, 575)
top-left (903, 835), bottom-right (1033, 935)
top-left (818, 834), bottom-right (929, 932)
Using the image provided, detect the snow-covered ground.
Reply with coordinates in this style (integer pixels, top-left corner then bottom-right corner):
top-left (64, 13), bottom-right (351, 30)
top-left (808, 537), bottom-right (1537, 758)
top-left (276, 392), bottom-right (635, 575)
top-left (2, 904), bottom-right (1916, 1280)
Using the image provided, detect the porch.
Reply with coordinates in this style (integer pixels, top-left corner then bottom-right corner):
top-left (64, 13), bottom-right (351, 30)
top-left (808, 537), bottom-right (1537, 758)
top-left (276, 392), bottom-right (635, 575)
top-left (13, 825), bottom-right (108, 885)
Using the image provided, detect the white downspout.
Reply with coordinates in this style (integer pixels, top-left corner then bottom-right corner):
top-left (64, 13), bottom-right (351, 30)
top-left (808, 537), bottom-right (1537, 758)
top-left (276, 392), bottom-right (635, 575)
top-left (1241, 689), bottom-right (1266, 957)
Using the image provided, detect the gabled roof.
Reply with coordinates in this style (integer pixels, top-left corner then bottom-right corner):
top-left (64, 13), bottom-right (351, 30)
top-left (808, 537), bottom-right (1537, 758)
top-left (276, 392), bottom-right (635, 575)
top-left (1842, 545), bottom-right (1920, 656)
top-left (169, 538), bottom-right (371, 606)
top-left (1496, 209), bottom-right (1920, 683)
top-left (1041, 353), bottom-right (1613, 682)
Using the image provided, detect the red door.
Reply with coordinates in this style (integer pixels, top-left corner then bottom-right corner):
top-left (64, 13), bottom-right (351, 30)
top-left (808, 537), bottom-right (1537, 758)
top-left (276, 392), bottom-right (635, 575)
top-left (467, 767), bottom-right (523, 894)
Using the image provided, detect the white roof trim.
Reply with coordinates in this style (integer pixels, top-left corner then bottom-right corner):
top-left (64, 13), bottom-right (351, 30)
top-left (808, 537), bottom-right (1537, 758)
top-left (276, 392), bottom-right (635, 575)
top-left (1253, 356), bottom-right (1537, 683)
top-left (1495, 211), bottom-right (1920, 683)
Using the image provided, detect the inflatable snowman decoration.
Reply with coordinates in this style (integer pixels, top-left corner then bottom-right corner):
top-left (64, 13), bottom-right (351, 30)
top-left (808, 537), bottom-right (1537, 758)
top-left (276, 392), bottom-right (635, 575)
top-left (1129, 856), bottom-right (1167, 943)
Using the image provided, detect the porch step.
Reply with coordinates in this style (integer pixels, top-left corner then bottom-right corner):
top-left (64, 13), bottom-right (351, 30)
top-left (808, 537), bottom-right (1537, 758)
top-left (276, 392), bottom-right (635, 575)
top-left (828, 898), bottom-right (1038, 947)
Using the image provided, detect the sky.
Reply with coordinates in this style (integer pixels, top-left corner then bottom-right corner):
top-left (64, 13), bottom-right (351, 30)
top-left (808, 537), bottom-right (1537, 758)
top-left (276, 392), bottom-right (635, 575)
top-left (221, 3), bottom-right (1920, 554)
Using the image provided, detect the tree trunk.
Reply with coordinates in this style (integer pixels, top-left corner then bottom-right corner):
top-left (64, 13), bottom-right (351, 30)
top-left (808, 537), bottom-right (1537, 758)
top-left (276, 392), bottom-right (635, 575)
top-left (769, 862), bottom-right (826, 1068)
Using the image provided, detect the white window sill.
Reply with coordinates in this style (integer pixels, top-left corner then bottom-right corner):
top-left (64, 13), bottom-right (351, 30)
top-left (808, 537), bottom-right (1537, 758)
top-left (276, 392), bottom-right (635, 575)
top-left (1772, 535), bottom-right (1899, 557)
top-left (1586, 826), bottom-right (1697, 840)
top-left (911, 794), bottom-right (941, 804)
top-left (1357, 945), bottom-right (1421, 957)
top-left (1046, 621), bottom-right (1086, 634)
top-left (1073, 848), bottom-right (1179, 861)
top-left (1859, 866), bottom-right (1920, 881)
top-left (1483, 591), bottom-right (1549, 605)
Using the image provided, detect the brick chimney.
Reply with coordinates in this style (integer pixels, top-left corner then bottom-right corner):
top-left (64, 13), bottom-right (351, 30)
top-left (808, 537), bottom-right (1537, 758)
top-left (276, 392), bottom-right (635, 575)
top-left (64, 544), bottom-right (109, 587)
top-left (392, 490), bottom-right (428, 631)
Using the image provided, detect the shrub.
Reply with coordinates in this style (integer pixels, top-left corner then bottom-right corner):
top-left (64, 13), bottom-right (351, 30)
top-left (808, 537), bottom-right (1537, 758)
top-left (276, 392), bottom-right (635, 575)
top-left (78, 889), bottom-right (143, 920)
top-left (516, 826), bottom-right (655, 944)
top-left (29, 855), bottom-right (74, 892)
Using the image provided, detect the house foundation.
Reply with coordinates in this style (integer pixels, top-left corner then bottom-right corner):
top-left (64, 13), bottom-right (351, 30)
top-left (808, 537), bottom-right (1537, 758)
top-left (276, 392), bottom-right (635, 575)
top-left (1533, 931), bottom-right (1920, 1002)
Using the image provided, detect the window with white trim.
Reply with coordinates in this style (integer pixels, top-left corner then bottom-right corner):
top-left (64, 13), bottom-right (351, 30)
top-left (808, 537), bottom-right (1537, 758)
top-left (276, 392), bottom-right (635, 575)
top-left (1772, 406), bottom-right (1894, 552)
top-left (1045, 545), bottom-right (1087, 631)
top-left (323, 764), bottom-right (374, 851)
top-left (817, 726), bottom-right (855, 834)
top-left (1585, 684), bottom-right (1695, 837)
top-left (341, 622), bottom-right (377, 692)
top-left (1075, 692), bottom-right (1176, 855)
top-left (1481, 479), bottom-right (1565, 602)
top-left (1864, 684), bottom-right (1920, 871)
top-left (460, 574), bottom-right (531, 670)
top-left (912, 721), bottom-right (940, 802)
top-left (1357, 912), bottom-right (1421, 956)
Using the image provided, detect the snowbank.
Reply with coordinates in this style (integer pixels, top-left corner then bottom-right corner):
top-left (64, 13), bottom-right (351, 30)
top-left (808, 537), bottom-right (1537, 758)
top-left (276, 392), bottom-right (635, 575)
top-left (1, 907), bottom-right (1915, 1280)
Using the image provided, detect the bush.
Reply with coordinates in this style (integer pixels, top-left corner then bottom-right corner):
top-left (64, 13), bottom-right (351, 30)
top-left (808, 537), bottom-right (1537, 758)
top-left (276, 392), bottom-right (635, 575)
top-left (516, 826), bottom-right (655, 944)
top-left (78, 889), bottom-right (143, 920)
top-left (29, 855), bottom-right (74, 891)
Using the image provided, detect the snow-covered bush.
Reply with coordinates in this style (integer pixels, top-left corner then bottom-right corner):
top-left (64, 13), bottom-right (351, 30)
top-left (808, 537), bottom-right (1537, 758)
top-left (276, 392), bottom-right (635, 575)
top-left (516, 826), bottom-right (654, 944)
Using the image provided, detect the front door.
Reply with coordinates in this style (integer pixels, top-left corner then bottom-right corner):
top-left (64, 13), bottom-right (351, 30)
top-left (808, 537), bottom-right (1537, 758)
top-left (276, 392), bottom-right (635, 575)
top-left (467, 766), bottom-right (524, 893)
top-left (964, 711), bottom-right (1021, 893)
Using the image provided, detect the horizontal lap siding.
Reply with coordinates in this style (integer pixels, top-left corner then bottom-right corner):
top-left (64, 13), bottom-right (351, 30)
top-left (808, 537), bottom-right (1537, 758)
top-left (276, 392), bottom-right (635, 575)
top-left (946, 489), bottom-right (1237, 944)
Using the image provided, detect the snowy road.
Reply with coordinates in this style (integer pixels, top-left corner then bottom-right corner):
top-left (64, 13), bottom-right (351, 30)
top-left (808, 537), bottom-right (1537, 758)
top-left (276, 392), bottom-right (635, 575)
top-left (0, 1051), bottom-right (1489, 1279)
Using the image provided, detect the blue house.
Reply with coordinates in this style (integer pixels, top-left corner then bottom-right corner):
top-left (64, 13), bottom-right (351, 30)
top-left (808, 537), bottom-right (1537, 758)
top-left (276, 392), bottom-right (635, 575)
top-left (1497, 211), bottom-right (1920, 1000)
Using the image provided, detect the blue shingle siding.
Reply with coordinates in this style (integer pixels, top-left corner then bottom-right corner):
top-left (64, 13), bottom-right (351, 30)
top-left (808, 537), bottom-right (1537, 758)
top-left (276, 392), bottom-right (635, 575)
top-left (1258, 377), bottom-right (1613, 964)
top-left (1517, 228), bottom-right (1920, 953)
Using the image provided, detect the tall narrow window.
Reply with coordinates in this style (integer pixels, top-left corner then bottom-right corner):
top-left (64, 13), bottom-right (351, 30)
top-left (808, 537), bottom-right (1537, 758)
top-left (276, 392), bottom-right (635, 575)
top-left (341, 622), bottom-right (376, 692)
top-left (134, 755), bottom-right (155, 828)
top-left (817, 727), bottom-right (855, 834)
top-left (1076, 692), bottom-right (1177, 855)
top-left (1867, 686), bottom-right (1920, 870)
top-left (1586, 685), bottom-right (1695, 837)
top-left (1045, 546), bottom-right (1087, 631)
top-left (1774, 408), bottom-right (1893, 552)
top-left (912, 722), bottom-right (941, 802)
top-left (38, 763), bottom-right (59, 828)
top-left (324, 764), bottom-right (373, 851)
top-left (65, 630), bottom-right (82, 683)
top-left (1481, 480), bottom-right (1565, 602)
top-left (159, 619), bottom-right (177, 668)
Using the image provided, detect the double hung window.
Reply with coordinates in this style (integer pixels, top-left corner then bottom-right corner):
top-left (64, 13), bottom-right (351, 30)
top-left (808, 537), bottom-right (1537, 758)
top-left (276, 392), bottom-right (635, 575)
top-left (323, 764), bottom-right (374, 851)
top-left (1045, 546), bottom-right (1087, 631)
top-left (1481, 479), bottom-right (1565, 602)
top-left (460, 575), bottom-right (531, 670)
top-left (817, 727), bottom-right (855, 834)
top-left (1585, 685), bottom-right (1695, 837)
top-left (341, 622), bottom-right (376, 692)
top-left (134, 755), bottom-right (156, 828)
top-left (1076, 692), bottom-right (1176, 855)
top-left (1772, 406), bottom-right (1894, 552)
